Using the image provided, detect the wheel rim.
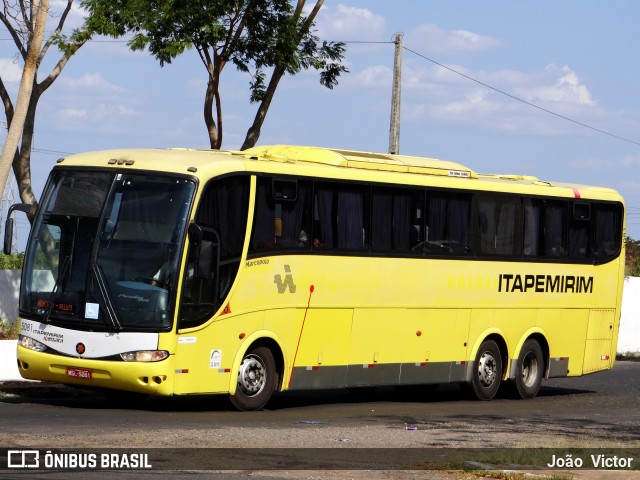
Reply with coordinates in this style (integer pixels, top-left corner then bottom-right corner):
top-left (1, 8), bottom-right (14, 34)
top-left (237, 354), bottom-right (266, 397)
top-left (477, 351), bottom-right (498, 387)
top-left (521, 351), bottom-right (539, 388)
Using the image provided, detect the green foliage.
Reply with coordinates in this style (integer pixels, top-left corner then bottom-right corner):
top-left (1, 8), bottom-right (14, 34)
top-left (0, 252), bottom-right (24, 270)
top-left (0, 319), bottom-right (19, 340)
top-left (80, 0), bottom-right (347, 147)
top-left (82, 0), bottom-right (346, 83)
top-left (626, 236), bottom-right (640, 277)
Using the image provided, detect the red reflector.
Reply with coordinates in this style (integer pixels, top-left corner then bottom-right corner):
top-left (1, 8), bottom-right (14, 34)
top-left (571, 187), bottom-right (581, 198)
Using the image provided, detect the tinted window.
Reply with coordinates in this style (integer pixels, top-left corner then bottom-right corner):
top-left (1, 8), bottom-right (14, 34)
top-left (476, 194), bottom-right (522, 256)
top-left (371, 187), bottom-right (423, 253)
top-left (250, 177), bottom-right (311, 252)
top-left (424, 190), bottom-right (472, 255)
top-left (569, 202), bottom-right (591, 259)
top-left (523, 198), bottom-right (566, 258)
top-left (594, 203), bottom-right (622, 261)
top-left (314, 182), bottom-right (369, 250)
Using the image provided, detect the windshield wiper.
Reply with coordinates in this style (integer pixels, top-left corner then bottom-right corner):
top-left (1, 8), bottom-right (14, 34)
top-left (90, 263), bottom-right (122, 332)
top-left (43, 255), bottom-right (71, 323)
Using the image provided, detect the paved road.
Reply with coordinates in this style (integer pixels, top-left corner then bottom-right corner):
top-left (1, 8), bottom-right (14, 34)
top-left (0, 361), bottom-right (639, 478)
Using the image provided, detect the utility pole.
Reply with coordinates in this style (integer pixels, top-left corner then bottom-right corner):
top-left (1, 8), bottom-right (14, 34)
top-left (388, 33), bottom-right (403, 155)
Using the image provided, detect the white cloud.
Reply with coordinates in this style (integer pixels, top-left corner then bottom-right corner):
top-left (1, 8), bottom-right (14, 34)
top-left (58, 108), bottom-right (87, 120)
top-left (46, 72), bottom-right (144, 134)
top-left (619, 153), bottom-right (640, 167)
top-left (341, 57), bottom-right (602, 137)
top-left (344, 65), bottom-right (392, 88)
top-left (316, 4), bottom-right (386, 41)
top-left (405, 24), bottom-right (502, 54)
top-left (58, 72), bottom-right (126, 93)
top-left (570, 153), bottom-right (640, 171)
top-left (517, 65), bottom-right (596, 107)
top-left (0, 58), bottom-right (23, 83)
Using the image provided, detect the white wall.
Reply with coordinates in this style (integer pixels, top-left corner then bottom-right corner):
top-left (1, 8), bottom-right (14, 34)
top-left (619, 277), bottom-right (640, 354)
top-left (0, 270), bottom-right (20, 324)
top-left (0, 270), bottom-right (639, 353)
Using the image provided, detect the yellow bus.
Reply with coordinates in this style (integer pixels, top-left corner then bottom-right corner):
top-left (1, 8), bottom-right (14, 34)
top-left (5, 145), bottom-right (625, 410)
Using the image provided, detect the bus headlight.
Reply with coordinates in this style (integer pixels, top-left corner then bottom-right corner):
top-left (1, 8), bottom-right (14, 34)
top-left (19, 335), bottom-right (47, 352)
top-left (120, 350), bottom-right (169, 362)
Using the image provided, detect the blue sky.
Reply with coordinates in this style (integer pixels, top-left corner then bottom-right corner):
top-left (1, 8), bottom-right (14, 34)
top-left (1, 0), bottom-right (640, 244)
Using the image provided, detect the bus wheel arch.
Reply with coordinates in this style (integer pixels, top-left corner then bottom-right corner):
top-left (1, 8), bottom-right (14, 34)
top-left (467, 334), bottom-right (508, 401)
top-left (229, 338), bottom-right (284, 411)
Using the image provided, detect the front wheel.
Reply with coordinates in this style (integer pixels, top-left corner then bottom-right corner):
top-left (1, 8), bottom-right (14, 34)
top-left (468, 339), bottom-right (502, 400)
top-left (512, 339), bottom-right (544, 399)
top-left (229, 346), bottom-right (277, 411)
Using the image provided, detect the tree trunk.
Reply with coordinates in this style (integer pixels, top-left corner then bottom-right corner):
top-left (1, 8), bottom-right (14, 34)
top-left (0, 0), bottom-right (48, 201)
top-left (204, 76), bottom-right (219, 149)
top-left (240, 0), bottom-right (323, 151)
top-left (13, 86), bottom-right (40, 208)
top-left (241, 68), bottom-right (284, 150)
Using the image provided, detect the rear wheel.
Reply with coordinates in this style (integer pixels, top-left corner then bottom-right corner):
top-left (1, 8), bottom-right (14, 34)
top-left (512, 339), bottom-right (544, 399)
top-left (229, 346), bottom-right (277, 411)
top-left (468, 340), bottom-right (502, 400)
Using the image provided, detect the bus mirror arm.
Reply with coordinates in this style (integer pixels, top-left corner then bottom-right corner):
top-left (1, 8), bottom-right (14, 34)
top-left (3, 203), bottom-right (36, 255)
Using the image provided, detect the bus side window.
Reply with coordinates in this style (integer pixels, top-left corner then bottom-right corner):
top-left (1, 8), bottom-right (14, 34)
top-left (371, 187), bottom-right (421, 253)
top-left (250, 177), bottom-right (311, 252)
top-left (569, 202), bottom-right (591, 260)
top-left (594, 203), bottom-right (622, 261)
top-left (315, 183), bottom-right (369, 251)
top-left (476, 194), bottom-right (522, 257)
top-left (425, 191), bottom-right (471, 255)
top-left (523, 199), bottom-right (566, 258)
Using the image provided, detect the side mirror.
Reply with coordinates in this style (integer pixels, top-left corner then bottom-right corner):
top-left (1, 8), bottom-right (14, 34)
top-left (197, 240), bottom-right (214, 280)
top-left (3, 203), bottom-right (36, 255)
top-left (188, 223), bottom-right (219, 280)
top-left (3, 218), bottom-right (14, 255)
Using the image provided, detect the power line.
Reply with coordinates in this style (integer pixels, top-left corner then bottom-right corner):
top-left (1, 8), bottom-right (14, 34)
top-left (402, 45), bottom-right (640, 148)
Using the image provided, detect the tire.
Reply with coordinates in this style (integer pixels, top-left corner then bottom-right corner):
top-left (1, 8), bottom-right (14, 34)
top-left (512, 339), bottom-right (544, 399)
top-left (229, 346), bottom-right (277, 411)
top-left (468, 339), bottom-right (502, 401)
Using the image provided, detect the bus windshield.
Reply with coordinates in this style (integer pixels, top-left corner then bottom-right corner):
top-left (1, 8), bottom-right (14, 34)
top-left (20, 170), bottom-right (195, 331)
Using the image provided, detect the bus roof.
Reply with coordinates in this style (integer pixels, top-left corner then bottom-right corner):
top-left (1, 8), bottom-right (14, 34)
top-left (56, 144), bottom-right (623, 202)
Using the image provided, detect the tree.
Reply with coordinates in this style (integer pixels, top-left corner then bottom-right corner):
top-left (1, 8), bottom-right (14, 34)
top-left (627, 236), bottom-right (640, 277)
top-left (0, 0), bottom-right (47, 204)
top-left (82, 0), bottom-right (347, 150)
top-left (0, 0), bottom-right (92, 207)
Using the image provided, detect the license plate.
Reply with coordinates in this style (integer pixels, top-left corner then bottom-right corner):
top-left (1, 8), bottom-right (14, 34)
top-left (66, 367), bottom-right (92, 380)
